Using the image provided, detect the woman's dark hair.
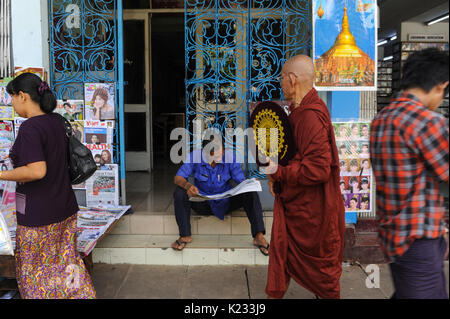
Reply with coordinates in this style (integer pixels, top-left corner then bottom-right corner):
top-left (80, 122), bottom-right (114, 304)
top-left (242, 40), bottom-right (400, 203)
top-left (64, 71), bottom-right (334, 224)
top-left (5, 73), bottom-right (57, 113)
top-left (400, 48), bottom-right (449, 93)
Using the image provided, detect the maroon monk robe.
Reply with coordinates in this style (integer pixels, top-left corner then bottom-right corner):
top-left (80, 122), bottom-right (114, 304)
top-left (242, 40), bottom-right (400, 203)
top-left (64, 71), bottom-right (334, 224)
top-left (265, 88), bottom-right (345, 299)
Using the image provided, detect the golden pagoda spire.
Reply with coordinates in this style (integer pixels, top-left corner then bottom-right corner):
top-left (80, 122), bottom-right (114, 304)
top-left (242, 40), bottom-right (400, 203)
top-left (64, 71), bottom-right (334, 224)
top-left (334, 7), bottom-right (357, 48)
top-left (320, 6), bottom-right (366, 58)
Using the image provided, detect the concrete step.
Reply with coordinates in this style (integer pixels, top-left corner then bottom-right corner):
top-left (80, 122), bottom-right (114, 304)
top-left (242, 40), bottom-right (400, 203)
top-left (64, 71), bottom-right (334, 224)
top-left (92, 234), bottom-right (270, 266)
top-left (109, 210), bottom-right (273, 236)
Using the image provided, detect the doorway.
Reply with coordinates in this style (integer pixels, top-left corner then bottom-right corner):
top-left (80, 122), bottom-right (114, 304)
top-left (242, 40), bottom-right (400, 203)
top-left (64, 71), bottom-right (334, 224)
top-left (151, 14), bottom-right (185, 161)
top-left (123, 11), bottom-right (152, 171)
top-left (123, 11), bottom-right (184, 172)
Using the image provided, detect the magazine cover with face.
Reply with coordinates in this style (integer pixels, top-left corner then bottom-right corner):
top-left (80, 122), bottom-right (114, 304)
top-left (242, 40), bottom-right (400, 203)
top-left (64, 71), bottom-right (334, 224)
top-left (84, 83), bottom-right (116, 120)
top-left (55, 100), bottom-right (84, 121)
top-left (0, 78), bottom-right (13, 106)
top-left (0, 121), bottom-right (14, 162)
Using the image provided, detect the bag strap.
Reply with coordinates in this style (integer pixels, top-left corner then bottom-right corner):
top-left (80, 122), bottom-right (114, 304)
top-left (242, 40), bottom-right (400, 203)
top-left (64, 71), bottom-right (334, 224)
top-left (56, 113), bottom-right (73, 138)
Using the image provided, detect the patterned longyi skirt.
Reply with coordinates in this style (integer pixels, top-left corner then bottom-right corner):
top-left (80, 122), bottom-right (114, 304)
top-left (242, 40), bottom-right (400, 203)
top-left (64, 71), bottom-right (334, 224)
top-left (15, 213), bottom-right (96, 299)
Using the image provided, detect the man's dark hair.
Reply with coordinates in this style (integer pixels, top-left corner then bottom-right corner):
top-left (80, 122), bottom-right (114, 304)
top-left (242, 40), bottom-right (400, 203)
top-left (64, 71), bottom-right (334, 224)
top-left (400, 48), bottom-right (449, 93)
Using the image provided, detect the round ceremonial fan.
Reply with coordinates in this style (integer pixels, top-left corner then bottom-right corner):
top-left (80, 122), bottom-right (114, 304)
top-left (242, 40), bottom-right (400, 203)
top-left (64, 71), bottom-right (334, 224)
top-left (249, 101), bottom-right (296, 167)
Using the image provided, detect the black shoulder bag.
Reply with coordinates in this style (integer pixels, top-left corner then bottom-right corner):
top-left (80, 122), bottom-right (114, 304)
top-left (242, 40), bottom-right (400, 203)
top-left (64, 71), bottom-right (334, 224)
top-left (57, 114), bottom-right (97, 184)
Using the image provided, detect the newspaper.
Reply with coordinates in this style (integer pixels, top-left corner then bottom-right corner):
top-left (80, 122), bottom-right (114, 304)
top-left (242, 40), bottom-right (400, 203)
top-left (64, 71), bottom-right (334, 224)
top-left (78, 205), bottom-right (131, 220)
top-left (86, 164), bottom-right (119, 207)
top-left (189, 178), bottom-right (262, 202)
top-left (76, 205), bottom-right (131, 255)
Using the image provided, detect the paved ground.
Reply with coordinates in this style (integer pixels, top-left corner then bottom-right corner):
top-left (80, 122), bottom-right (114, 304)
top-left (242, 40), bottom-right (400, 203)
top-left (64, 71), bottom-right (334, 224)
top-left (1, 261), bottom-right (447, 299)
top-left (88, 261), bottom-right (449, 299)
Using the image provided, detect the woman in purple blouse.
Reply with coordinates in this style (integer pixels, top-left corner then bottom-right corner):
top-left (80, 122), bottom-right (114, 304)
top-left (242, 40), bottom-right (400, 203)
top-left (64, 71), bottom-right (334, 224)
top-left (0, 73), bottom-right (96, 299)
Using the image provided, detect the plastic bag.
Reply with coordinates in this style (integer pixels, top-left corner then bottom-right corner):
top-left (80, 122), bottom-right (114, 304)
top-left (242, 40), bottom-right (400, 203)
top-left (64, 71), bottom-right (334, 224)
top-left (0, 178), bottom-right (16, 255)
top-left (0, 212), bottom-right (13, 255)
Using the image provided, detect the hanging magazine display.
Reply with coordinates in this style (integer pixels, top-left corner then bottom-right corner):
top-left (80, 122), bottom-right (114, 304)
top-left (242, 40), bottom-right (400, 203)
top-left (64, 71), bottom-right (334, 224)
top-left (84, 83), bottom-right (116, 120)
top-left (333, 121), bottom-right (374, 219)
top-left (313, 0), bottom-right (377, 90)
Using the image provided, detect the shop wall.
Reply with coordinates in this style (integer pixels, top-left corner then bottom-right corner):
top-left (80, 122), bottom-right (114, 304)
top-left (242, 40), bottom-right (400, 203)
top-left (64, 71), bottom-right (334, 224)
top-left (11, 0), bottom-right (49, 72)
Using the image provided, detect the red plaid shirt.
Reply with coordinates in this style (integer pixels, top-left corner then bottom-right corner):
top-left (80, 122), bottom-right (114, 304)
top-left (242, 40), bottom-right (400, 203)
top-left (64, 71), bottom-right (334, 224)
top-left (370, 92), bottom-right (449, 261)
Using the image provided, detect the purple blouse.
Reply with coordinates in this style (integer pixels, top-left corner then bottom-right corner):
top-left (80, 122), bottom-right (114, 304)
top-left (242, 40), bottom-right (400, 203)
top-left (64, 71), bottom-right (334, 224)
top-left (9, 113), bottom-right (78, 227)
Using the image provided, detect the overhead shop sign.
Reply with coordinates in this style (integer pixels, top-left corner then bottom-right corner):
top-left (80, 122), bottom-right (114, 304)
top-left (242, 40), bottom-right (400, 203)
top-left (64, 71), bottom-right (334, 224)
top-left (408, 34), bottom-right (446, 42)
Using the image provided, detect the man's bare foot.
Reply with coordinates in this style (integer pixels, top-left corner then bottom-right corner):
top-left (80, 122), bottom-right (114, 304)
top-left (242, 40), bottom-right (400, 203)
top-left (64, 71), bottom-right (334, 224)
top-left (253, 232), bottom-right (269, 256)
top-left (171, 236), bottom-right (192, 251)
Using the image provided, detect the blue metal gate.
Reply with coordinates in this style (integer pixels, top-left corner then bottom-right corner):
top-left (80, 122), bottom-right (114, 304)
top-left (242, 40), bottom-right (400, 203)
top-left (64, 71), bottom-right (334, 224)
top-left (185, 0), bottom-right (311, 178)
top-left (48, 0), bottom-right (126, 202)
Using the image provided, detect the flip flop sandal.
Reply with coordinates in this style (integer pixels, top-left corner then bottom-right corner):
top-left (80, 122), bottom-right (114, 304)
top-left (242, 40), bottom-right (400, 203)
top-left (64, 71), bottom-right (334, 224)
top-left (254, 243), bottom-right (270, 256)
top-left (172, 240), bottom-right (189, 251)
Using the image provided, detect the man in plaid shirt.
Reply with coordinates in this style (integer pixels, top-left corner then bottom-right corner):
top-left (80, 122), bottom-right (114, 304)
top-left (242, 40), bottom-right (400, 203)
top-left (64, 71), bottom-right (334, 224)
top-left (370, 49), bottom-right (449, 299)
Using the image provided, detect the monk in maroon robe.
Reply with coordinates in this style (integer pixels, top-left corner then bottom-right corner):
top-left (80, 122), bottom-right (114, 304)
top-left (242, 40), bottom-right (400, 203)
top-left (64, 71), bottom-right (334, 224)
top-left (264, 55), bottom-right (345, 299)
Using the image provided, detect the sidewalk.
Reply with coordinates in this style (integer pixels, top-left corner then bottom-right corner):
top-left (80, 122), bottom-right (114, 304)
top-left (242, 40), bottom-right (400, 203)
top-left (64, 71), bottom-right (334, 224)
top-left (90, 261), bottom-right (449, 299)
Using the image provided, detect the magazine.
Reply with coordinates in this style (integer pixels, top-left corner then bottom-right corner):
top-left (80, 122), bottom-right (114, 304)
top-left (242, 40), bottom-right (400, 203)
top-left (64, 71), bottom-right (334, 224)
top-left (0, 106), bottom-right (13, 120)
top-left (13, 117), bottom-right (27, 138)
top-left (84, 120), bottom-right (114, 143)
top-left (54, 100), bottom-right (84, 121)
top-left (71, 120), bottom-right (84, 143)
top-left (84, 83), bottom-right (116, 120)
top-left (0, 121), bottom-right (14, 161)
top-left (14, 66), bottom-right (46, 81)
top-left (0, 78), bottom-right (13, 106)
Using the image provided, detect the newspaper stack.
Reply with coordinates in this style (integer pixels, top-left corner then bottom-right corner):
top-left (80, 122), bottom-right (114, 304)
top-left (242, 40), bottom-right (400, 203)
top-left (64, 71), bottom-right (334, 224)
top-left (76, 205), bottom-right (131, 255)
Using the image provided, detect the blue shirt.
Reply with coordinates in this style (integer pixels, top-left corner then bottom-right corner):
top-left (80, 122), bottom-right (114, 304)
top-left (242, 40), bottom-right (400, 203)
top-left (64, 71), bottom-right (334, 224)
top-left (176, 150), bottom-right (246, 220)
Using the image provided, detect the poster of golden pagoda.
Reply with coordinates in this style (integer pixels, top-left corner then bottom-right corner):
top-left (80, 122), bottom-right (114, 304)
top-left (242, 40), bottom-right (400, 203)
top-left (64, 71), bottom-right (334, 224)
top-left (313, 0), bottom-right (377, 90)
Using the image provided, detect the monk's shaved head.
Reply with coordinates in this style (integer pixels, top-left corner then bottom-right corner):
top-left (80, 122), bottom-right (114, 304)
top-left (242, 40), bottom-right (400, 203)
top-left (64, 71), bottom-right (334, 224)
top-left (282, 55), bottom-right (315, 86)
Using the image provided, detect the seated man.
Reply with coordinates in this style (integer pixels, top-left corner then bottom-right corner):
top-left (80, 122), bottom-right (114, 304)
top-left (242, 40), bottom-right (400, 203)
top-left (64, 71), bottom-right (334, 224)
top-left (171, 137), bottom-right (269, 256)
